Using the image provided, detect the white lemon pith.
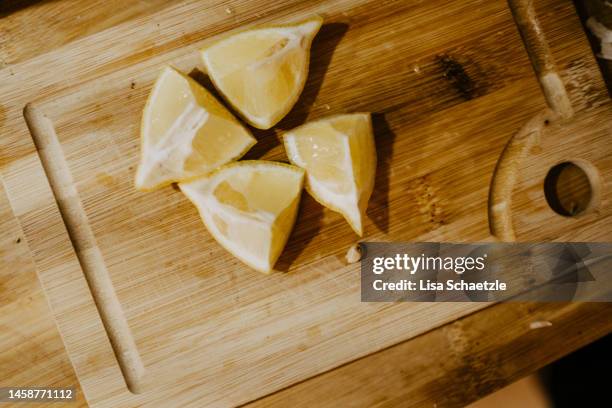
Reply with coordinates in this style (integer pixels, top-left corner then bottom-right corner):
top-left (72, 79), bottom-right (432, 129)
top-left (201, 16), bottom-right (323, 129)
top-left (135, 66), bottom-right (256, 191)
top-left (179, 161), bottom-right (304, 273)
top-left (284, 113), bottom-right (376, 236)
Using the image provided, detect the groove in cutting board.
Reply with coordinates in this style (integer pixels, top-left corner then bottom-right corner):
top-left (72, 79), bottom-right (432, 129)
top-left (508, 0), bottom-right (574, 119)
top-left (490, 0), bottom-right (576, 241)
top-left (23, 103), bottom-right (146, 394)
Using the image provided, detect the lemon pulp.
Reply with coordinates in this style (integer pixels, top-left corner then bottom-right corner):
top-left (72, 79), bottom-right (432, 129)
top-left (135, 66), bottom-right (255, 191)
top-left (284, 113), bottom-right (376, 235)
top-left (201, 16), bottom-right (323, 129)
top-left (180, 161), bottom-right (304, 273)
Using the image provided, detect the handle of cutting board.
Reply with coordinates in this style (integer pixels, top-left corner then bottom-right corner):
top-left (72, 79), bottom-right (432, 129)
top-left (489, 0), bottom-right (579, 241)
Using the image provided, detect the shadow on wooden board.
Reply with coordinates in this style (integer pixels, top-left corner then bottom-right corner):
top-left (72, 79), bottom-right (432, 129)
top-left (0, 0), bottom-right (53, 18)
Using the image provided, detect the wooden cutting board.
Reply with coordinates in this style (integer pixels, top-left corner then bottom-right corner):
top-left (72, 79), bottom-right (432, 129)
top-left (1, 0), bottom-right (610, 406)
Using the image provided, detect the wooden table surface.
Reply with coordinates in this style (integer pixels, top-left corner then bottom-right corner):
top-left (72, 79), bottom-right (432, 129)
top-left (0, 1), bottom-right (610, 407)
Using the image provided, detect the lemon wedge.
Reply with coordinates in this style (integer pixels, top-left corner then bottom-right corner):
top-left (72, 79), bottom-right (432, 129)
top-left (201, 16), bottom-right (323, 129)
top-left (283, 113), bottom-right (376, 236)
top-left (135, 66), bottom-right (256, 191)
top-left (179, 161), bottom-right (304, 273)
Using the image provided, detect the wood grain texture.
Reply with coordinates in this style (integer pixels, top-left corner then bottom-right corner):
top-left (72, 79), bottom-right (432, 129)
top-left (0, 1), bottom-right (162, 405)
top-left (0, 0), bottom-right (173, 67)
top-left (23, 104), bottom-right (146, 393)
top-left (0, 181), bottom-right (87, 407)
top-left (508, 0), bottom-right (574, 119)
top-left (247, 302), bottom-right (612, 408)
top-left (0, 0), bottom-right (610, 407)
top-left (509, 0), bottom-right (612, 241)
top-left (9, 1), bottom-right (542, 405)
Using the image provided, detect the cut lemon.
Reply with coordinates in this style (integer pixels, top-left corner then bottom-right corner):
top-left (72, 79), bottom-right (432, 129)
top-left (179, 161), bottom-right (304, 273)
top-left (135, 66), bottom-right (256, 191)
top-left (201, 16), bottom-right (323, 129)
top-left (284, 113), bottom-right (376, 236)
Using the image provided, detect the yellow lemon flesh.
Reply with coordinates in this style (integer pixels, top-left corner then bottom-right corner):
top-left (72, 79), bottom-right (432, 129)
top-left (284, 113), bottom-right (376, 236)
top-left (135, 66), bottom-right (256, 191)
top-left (201, 16), bottom-right (323, 129)
top-left (179, 161), bottom-right (304, 273)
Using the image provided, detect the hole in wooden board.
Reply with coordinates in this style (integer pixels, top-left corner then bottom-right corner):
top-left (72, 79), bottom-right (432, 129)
top-left (544, 161), bottom-right (597, 217)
